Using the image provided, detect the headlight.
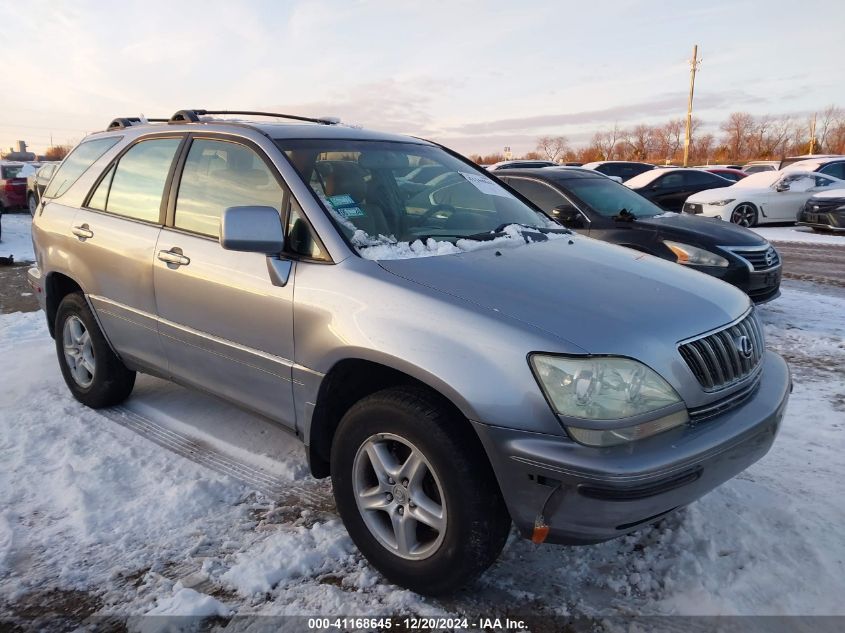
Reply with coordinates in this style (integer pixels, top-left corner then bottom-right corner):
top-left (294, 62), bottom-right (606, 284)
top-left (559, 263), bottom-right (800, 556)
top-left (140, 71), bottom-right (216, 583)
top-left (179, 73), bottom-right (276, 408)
top-left (707, 198), bottom-right (735, 206)
top-left (530, 355), bottom-right (688, 447)
top-left (664, 240), bottom-right (729, 267)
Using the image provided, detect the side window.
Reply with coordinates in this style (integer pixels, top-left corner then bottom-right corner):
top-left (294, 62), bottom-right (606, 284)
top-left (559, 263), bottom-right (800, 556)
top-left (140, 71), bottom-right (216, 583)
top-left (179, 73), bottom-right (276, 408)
top-left (174, 139), bottom-right (283, 237)
top-left (658, 173), bottom-right (682, 188)
top-left (43, 136), bottom-right (121, 199)
top-left (506, 178), bottom-right (567, 212)
top-left (819, 162), bottom-right (845, 180)
top-left (683, 171), bottom-right (717, 186)
top-left (287, 199), bottom-right (328, 261)
top-left (106, 138), bottom-right (181, 222)
top-left (87, 165), bottom-right (115, 211)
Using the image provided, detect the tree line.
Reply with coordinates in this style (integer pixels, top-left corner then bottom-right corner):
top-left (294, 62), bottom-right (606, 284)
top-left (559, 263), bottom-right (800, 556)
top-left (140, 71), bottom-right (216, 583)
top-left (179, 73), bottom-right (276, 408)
top-left (470, 105), bottom-right (845, 166)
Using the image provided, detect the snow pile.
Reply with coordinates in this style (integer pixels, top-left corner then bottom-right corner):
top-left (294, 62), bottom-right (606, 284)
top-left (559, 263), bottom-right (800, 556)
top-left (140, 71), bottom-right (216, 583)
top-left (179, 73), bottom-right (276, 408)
top-left (0, 213), bottom-right (35, 262)
top-left (222, 521), bottom-right (355, 595)
top-left (357, 224), bottom-right (572, 261)
top-left (145, 584), bottom-right (230, 617)
top-left (751, 225), bottom-right (845, 245)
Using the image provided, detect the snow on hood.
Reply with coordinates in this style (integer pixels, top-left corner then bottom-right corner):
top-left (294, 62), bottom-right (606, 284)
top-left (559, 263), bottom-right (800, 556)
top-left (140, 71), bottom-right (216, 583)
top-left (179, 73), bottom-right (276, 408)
top-left (685, 185), bottom-right (740, 203)
top-left (354, 223), bottom-right (571, 261)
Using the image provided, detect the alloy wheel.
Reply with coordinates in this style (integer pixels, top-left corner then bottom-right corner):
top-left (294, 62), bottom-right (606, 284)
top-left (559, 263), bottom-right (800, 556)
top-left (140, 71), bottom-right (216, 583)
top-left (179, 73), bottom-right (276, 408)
top-left (352, 433), bottom-right (447, 560)
top-left (730, 203), bottom-right (756, 227)
top-left (62, 315), bottom-right (96, 388)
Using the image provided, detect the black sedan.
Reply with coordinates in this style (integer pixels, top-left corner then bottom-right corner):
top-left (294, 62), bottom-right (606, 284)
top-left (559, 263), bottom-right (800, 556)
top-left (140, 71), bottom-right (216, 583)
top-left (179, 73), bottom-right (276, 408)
top-left (624, 167), bottom-right (733, 212)
top-left (495, 167), bottom-right (782, 303)
top-left (798, 190), bottom-right (845, 232)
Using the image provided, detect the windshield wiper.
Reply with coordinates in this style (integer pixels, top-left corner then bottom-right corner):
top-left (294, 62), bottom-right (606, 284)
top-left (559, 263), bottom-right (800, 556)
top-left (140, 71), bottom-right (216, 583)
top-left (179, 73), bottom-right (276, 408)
top-left (414, 223), bottom-right (569, 244)
top-left (612, 208), bottom-right (637, 222)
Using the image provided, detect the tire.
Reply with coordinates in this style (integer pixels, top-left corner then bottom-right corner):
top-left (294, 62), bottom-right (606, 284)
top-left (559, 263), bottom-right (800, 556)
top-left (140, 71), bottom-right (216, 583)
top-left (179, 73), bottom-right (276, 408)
top-left (27, 193), bottom-right (38, 216)
top-left (730, 202), bottom-right (758, 227)
top-left (331, 386), bottom-right (510, 595)
top-left (55, 292), bottom-right (136, 408)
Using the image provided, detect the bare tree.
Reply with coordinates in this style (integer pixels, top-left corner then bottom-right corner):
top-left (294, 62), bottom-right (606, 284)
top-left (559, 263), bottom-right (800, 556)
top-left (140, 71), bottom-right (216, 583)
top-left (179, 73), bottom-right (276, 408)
top-left (535, 135), bottom-right (569, 162)
top-left (624, 124), bottom-right (654, 160)
top-left (720, 112), bottom-right (755, 159)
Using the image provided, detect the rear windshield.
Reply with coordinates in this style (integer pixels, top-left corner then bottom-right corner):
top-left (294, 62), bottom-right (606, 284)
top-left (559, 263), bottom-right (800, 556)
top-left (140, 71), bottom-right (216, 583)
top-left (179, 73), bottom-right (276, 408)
top-left (1, 165), bottom-right (23, 179)
top-left (276, 139), bottom-right (560, 259)
top-left (562, 177), bottom-right (664, 218)
top-left (43, 137), bottom-right (121, 199)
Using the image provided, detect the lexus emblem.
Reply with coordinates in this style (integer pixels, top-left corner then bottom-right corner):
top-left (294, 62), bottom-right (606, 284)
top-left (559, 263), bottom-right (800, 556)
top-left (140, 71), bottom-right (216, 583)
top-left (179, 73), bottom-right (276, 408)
top-left (736, 335), bottom-right (753, 359)
top-left (765, 249), bottom-right (775, 267)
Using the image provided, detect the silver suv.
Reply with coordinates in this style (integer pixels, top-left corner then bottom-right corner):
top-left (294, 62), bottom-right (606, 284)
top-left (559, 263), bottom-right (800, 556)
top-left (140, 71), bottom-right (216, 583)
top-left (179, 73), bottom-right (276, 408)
top-left (28, 110), bottom-right (791, 595)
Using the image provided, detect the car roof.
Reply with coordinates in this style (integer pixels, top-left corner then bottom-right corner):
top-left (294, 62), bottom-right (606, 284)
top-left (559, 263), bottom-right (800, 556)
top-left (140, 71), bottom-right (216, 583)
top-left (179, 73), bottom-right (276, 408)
top-left (784, 156), bottom-right (845, 170)
top-left (86, 114), bottom-right (433, 146)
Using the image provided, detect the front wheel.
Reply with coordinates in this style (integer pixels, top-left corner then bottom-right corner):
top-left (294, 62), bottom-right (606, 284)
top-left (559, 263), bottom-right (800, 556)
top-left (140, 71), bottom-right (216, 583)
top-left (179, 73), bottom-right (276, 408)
top-left (331, 387), bottom-right (511, 595)
top-left (730, 202), bottom-right (758, 227)
top-left (55, 292), bottom-right (136, 408)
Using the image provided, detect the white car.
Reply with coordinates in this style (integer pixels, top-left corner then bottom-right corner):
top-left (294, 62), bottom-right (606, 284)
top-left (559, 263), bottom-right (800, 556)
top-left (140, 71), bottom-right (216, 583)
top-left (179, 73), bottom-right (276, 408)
top-left (682, 170), bottom-right (844, 227)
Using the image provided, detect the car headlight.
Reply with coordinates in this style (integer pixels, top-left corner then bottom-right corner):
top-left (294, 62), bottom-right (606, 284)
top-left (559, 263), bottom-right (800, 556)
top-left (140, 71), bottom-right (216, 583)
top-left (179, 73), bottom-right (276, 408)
top-left (530, 355), bottom-right (688, 447)
top-left (664, 240), bottom-right (729, 267)
top-left (707, 198), bottom-right (735, 206)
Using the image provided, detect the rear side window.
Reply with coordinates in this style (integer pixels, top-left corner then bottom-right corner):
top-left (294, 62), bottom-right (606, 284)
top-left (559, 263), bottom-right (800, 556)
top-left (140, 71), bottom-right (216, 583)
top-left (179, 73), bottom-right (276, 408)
top-left (819, 162), bottom-right (845, 180)
top-left (174, 139), bottom-right (283, 237)
top-left (90, 138), bottom-right (181, 223)
top-left (504, 178), bottom-right (567, 212)
top-left (43, 137), bottom-right (121, 199)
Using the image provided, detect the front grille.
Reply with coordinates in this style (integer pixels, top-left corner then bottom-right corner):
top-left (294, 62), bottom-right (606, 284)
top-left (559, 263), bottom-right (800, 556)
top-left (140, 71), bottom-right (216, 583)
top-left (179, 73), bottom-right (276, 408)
top-left (730, 246), bottom-right (780, 271)
top-left (679, 310), bottom-right (764, 391)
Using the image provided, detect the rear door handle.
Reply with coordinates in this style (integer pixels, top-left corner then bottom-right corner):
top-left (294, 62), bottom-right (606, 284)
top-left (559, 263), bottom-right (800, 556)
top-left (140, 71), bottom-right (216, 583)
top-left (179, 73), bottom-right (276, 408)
top-left (71, 224), bottom-right (93, 240)
top-left (157, 249), bottom-right (190, 267)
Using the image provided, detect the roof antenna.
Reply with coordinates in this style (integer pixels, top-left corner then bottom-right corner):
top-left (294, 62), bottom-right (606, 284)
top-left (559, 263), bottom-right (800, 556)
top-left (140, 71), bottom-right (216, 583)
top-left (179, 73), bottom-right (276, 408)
top-left (139, 114), bottom-right (149, 124)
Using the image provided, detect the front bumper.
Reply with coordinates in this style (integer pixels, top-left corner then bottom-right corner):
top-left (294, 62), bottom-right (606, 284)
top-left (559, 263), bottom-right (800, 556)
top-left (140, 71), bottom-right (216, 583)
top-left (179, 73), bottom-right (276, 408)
top-left (26, 265), bottom-right (48, 312)
top-left (797, 208), bottom-right (845, 232)
top-left (473, 350), bottom-right (790, 544)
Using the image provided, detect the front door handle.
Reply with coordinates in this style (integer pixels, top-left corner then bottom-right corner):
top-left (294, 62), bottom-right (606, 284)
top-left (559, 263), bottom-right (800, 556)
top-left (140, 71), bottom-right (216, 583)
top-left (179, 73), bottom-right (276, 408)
top-left (157, 249), bottom-right (190, 267)
top-left (71, 224), bottom-right (94, 240)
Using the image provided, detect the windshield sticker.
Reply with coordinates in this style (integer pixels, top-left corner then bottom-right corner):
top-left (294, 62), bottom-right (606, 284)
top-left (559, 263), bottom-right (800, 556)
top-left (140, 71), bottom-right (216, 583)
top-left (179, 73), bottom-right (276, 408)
top-left (327, 194), bottom-right (366, 218)
top-left (459, 171), bottom-right (515, 198)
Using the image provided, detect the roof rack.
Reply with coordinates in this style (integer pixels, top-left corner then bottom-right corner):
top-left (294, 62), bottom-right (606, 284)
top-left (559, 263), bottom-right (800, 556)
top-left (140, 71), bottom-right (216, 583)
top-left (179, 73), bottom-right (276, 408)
top-left (168, 109), bottom-right (338, 126)
top-left (107, 117), bottom-right (169, 131)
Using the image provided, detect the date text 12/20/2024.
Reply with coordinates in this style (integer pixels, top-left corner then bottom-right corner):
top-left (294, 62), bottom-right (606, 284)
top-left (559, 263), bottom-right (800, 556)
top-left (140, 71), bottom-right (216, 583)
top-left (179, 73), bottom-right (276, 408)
top-left (307, 617), bottom-right (528, 630)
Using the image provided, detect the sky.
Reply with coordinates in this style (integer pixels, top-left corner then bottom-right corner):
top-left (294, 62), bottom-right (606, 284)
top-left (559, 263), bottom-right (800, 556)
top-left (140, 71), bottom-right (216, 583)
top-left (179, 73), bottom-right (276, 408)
top-left (2, 0), bottom-right (844, 157)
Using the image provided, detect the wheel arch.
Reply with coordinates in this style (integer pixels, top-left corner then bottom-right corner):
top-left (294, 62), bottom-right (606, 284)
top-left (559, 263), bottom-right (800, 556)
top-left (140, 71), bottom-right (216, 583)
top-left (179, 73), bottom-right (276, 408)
top-left (306, 358), bottom-right (486, 480)
top-left (44, 272), bottom-right (84, 338)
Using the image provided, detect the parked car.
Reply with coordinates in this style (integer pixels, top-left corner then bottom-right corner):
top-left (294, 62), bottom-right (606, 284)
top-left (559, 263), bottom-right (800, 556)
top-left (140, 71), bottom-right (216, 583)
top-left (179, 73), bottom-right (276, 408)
top-left (683, 170), bottom-right (843, 226)
top-left (782, 155), bottom-right (845, 180)
top-left (29, 110), bottom-right (790, 595)
top-left (742, 161), bottom-right (780, 174)
top-left (581, 160), bottom-right (655, 181)
top-left (487, 159), bottom-right (558, 171)
top-left (0, 161), bottom-right (28, 240)
top-left (700, 167), bottom-right (747, 183)
top-left (625, 167), bottom-right (732, 211)
top-left (26, 162), bottom-right (59, 215)
top-left (797, 188), bottom-right (845, 232)
top-left (497, 168), bottom-right (781, 302)
top-left (779, 154), bottom-right (844, 171)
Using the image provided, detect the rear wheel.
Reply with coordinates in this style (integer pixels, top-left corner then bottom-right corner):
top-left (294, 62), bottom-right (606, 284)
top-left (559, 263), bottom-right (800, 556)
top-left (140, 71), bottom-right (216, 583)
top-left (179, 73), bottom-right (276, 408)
top-left (730, 202), bottom-right (758, 227)
top-left (27, 193), bottom-right (38, 216)
top-left (55, 292), bottom-right (136, 408)
top-left (331, 386), bottom-right (510, 595)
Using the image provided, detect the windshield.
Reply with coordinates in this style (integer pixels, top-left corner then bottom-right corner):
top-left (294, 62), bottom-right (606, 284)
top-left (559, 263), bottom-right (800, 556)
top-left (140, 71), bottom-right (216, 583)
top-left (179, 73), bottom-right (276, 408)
top-left (276, 139), bottom-right (556, 258)
top-left (562, 177), bottom-right (665, 218)
top-left (733, 171), bottom-right (783, 188)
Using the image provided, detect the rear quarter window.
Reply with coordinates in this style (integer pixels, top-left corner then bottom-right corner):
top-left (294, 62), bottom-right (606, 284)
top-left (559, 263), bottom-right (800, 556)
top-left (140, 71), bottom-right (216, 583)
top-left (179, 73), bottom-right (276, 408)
top-left (43, 137), bottom-right (121, 199)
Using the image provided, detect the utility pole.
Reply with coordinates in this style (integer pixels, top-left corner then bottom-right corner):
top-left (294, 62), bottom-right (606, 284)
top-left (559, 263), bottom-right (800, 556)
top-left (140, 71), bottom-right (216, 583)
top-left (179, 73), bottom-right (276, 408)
top-left (808, 113), bottom-right (817, 154)
top-left (683, 44), bottom-right (702, 167)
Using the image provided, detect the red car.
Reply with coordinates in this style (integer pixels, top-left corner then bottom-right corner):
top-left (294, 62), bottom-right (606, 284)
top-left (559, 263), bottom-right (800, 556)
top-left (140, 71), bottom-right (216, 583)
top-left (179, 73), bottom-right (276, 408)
top-left (702, 167), bottom-right (747, 183)
top-left (1, 162), bottom-right (28, 210)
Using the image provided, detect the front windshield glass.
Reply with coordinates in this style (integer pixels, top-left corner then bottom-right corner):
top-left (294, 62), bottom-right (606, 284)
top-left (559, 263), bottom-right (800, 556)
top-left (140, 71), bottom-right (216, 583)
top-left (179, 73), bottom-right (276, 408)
top-left (277, 139), bottom-right (559, 258)
top-left (562, 177), bottom-right (665, 218)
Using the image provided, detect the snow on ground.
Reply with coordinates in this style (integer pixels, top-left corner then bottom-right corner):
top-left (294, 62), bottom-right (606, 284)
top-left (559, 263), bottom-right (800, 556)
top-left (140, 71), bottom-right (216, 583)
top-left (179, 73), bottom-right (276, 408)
top-left (0, 213), bottom-right (34, 263)
top-left (752, 224), bottom-right (845, 245)
top-left (1, 283), bottom-right (844, 623)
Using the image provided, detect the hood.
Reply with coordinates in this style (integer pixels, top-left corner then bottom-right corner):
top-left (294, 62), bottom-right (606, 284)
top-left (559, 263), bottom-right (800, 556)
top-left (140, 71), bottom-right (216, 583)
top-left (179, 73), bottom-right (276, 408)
top-left (686, 185), bottom-right (768, 203)
top-left (378, 237), bottom-right (750, 355)
top-left (809, 188), bottom-right (845, 201)
top-left (635, 212), bottom-right (767, 246)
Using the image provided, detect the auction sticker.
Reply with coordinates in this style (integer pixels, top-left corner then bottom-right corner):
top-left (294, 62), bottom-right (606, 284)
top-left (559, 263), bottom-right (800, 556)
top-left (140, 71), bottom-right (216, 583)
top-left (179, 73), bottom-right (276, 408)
top-left (460, 171), bottom-right (515, 198)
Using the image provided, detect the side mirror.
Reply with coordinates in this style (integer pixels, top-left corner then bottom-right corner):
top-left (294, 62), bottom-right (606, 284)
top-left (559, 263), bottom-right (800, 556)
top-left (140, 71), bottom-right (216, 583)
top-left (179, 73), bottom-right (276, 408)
top-left (551, 204), bottom-right (584, 228)
top-left (775, 182), bottom-right (790, 193)
top-left (220, 206), bottom-right (284, 254)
